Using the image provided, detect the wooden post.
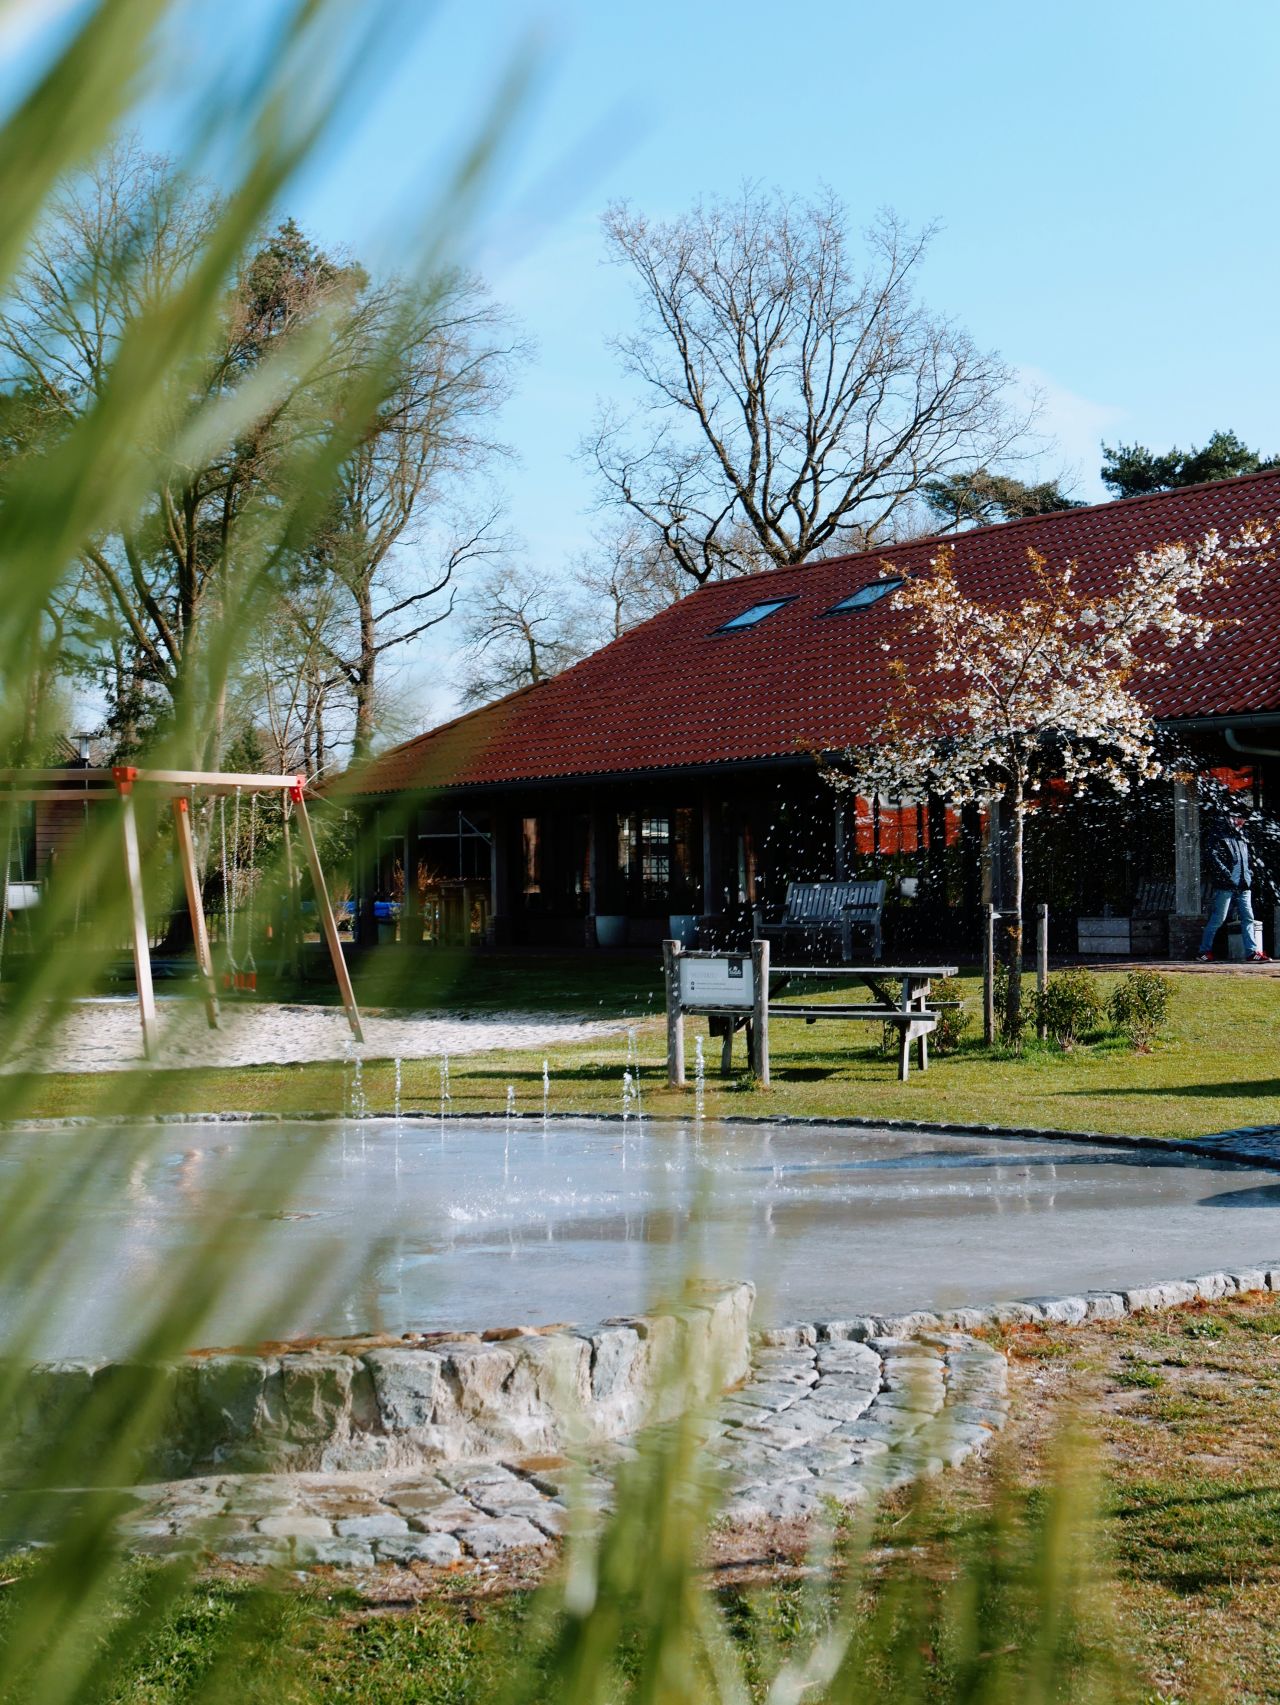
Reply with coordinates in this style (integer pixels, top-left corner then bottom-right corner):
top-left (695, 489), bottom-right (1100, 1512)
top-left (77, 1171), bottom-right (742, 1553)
top-left (292, 788), bottom-right (364, 1042)
top-left (171, 796), bottom-right (219, 1028)
top-left (983, 902), bottom-right (996, 1046)
top-left (664, 938), bottom-right (685, 1087)
top-left (751, 936), bottom-right (770, 1087)
top-left (1036, 902), bottom-right (1049, 1040)
top-left (116, 774), bottom-right (158, 1060)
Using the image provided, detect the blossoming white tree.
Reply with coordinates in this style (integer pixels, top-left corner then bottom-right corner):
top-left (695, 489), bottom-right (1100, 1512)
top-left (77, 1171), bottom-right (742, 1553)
top-left (824, 528), bottom-right (1265, 1036)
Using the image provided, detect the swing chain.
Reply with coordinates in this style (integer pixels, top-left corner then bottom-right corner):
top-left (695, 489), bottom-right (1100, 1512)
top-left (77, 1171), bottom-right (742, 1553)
top-left (244, 793), bottom-right (258, 975)
top-left (219, 792), bottom-right (241, 976)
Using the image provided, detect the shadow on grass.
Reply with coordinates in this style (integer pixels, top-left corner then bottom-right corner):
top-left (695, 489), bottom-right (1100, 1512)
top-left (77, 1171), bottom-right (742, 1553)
top-left (1112, 1482), bottom-right (1280, 1593)
top-left (1063, 1079), bottom-right (1280, 1101)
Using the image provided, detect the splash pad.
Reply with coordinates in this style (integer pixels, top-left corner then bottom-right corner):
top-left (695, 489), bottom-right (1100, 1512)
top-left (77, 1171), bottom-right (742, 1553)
top-left (7, 1116), bottom-right (1280, 1360)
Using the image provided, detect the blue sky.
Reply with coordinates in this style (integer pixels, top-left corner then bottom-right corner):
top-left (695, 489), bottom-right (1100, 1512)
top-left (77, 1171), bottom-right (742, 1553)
top-left (9, 0), bottom-right (1280, 725)
top-left (274, 0), bottom-right (1280, 561)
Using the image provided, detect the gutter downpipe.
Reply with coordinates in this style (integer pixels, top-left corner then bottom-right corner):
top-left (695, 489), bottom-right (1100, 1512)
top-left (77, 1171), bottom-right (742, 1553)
top-left (1159, 711), bottom-right (1280, 737)
top-left (1225, 727), bottom-right (1280, 760)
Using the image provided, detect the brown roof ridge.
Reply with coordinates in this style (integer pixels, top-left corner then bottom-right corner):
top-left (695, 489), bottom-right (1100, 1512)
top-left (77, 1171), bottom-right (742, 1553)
top-left (704, 465), bottom-right (1280, 595)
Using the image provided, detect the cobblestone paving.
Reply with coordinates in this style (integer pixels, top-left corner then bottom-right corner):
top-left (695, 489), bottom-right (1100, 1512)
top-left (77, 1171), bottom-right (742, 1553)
top-left (8, 998), bottom-right (628, 1075)
top-left (59, 1330), bottom-right (1007, 1572)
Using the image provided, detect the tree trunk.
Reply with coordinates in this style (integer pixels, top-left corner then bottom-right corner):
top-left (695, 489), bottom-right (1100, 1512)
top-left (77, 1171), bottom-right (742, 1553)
top-left (351, 585), bottom-right (377, 762)
top-left (1004, 781), bottom-right (1025, 1042)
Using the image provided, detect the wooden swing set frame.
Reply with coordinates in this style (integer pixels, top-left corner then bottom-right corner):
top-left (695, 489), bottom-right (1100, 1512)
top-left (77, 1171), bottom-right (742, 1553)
top-left (0, 765), bottom-right (363, 1058)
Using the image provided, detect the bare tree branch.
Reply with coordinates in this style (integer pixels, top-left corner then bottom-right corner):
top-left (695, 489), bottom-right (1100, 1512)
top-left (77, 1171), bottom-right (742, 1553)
top-left (588, 185), bottom-right (1035, 585)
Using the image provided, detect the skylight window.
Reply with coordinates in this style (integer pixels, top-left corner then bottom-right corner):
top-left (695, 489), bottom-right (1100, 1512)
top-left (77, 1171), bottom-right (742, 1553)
top-left (824, 578), bottom-right (903, 614)
top-left (714, 597), bottom-right (793, 632)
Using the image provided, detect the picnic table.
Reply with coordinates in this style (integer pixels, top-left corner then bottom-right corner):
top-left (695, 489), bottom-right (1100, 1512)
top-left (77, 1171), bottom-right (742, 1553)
top-left (766, 963), bottom-right (957, 1080)
top-left (666, 940), bottom-right (956, 1084)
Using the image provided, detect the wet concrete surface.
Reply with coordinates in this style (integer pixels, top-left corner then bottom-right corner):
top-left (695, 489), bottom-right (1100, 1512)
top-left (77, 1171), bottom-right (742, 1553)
top-left (6, 1118), bottom-right (1280, 1358)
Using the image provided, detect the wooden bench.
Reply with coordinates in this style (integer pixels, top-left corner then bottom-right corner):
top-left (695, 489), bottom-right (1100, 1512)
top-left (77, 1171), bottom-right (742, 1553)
top-left (754, 879), bottom-right (886, 964)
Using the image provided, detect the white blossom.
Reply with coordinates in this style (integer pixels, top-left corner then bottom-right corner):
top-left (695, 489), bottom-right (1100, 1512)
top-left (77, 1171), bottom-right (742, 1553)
top-left (824, 526), bottom-right (1268, 812)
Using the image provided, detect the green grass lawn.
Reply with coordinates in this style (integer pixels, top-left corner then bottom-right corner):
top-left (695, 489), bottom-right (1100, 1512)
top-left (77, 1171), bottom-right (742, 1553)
top-left (8, 967), bottom-right (1278, 1141)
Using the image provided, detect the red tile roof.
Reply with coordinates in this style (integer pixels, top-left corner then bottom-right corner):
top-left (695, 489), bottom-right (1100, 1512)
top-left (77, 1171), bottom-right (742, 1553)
top-left (338, 470), bottom-right (1280, 797)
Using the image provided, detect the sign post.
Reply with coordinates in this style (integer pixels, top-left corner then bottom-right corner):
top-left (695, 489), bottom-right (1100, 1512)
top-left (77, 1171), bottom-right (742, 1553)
top-left (751, 937), bottom-right (770, 1085)
top-left (666, 942), bottom-right (770, 1087)
top-left (664, 938), bottom-right (684, 1087)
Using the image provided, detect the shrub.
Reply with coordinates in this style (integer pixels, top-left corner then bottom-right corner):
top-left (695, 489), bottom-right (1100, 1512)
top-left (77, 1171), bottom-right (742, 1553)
top-left (991, 961), bottom-right (1025, 1047)
top-left (1107, 968), bottom-right (1173, 1050)
top-left (1035, 967), bottom-right (1105, 1047)
top-left (930, 976), bottom-right (972, 1053)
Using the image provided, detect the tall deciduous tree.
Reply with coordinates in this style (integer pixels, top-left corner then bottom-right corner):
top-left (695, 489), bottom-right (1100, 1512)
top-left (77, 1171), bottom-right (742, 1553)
top-left (823, 528), bottom-right (1258, 1035)
top-left (0, 142), bottom-right (525, 770)
top-left (575, 518), bottom-right (686, 645)
top-left (309, 273), bottom-right (525, 759)
top-left (0, 146), bottom-right (366, 760)
top-left (589, 186), bottom-right (1028, 585)
top-left (1101, 430), bottom-right (1279, 499)
top-left (457, 561), bottom-right (586, 706)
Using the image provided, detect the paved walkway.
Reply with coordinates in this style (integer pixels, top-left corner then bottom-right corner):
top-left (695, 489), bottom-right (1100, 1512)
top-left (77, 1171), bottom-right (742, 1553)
top-left (1082, 959), bottom-right (1280, 977)
top-left (27, 1332), bottom-right (1007, 1571)
top-left (7, 998), bottom-right (629, 1075)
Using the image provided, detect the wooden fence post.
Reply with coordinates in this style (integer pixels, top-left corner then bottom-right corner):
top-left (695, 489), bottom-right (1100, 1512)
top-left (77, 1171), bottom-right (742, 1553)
top-left (1036, 902), bottom-right (1049, 1040)
top-left (664, 938), bottom-right (685, 1087)
top-left (983, 902), bottom-right (996, 1046)
top-left (751, 937), bottom-right (770, 1087)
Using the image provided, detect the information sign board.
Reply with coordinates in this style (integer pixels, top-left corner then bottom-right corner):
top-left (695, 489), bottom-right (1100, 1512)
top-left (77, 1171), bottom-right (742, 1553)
top-left (678, 953), bottom-right (754, 1010)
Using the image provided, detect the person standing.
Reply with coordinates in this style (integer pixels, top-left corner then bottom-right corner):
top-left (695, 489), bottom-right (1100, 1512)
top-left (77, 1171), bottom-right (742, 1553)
top-left (1197, 806), bottom-right (1271, 962)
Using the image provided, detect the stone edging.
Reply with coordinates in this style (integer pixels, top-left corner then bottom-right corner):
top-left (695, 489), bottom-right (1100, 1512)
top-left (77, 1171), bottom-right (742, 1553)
top-left (6, 1114), bottom-right (1280, 1572)
top-left (10, 1267), bottom-right (1280, 1572)
top-left (760, 1260), bottom-right (1280, 1344)
top-left (1, 1325), bottom-right (1007, 1570)
top-left (2, 1283), bottom-right (754, 1486)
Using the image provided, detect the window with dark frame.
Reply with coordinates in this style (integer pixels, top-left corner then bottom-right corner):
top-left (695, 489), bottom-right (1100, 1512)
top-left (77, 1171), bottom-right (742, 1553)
top-left (823, 578), bottom-right (903, 614)
top-left (713, 597), bottom-right (794, 632)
